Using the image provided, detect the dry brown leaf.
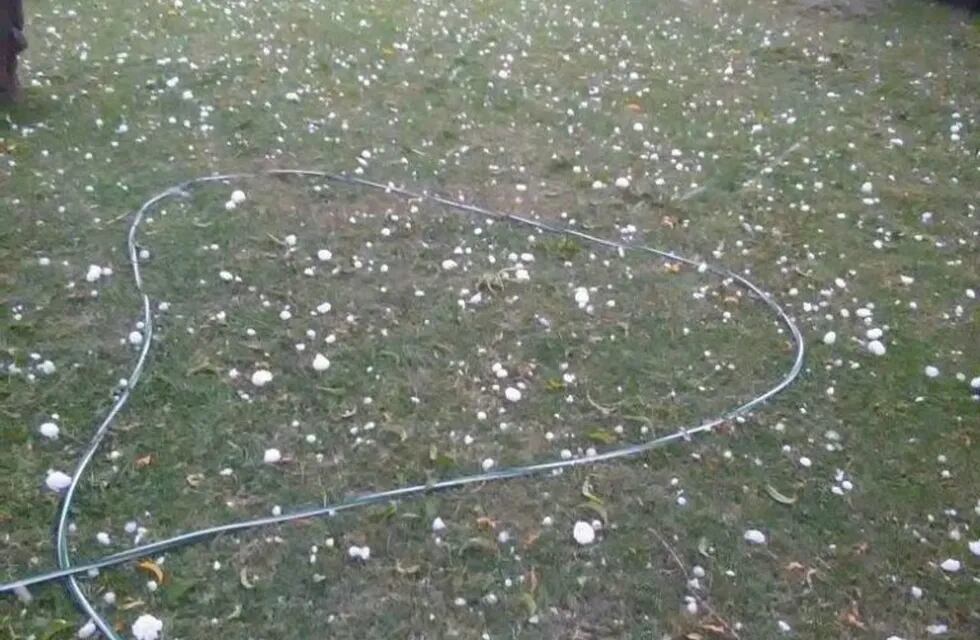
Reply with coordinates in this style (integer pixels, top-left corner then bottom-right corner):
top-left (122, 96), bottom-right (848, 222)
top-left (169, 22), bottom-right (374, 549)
top-left (135, 454), bottom-right (153, 469)
top-left (840, 604), bottom-right (867, 630)
top-left (699, 622), bottom-right (731, 637)
top-left (523, 529), bottom-right (541, 548)
top-left (119, 599), bottom-right (145, 611)
top-left (136, 559), bottom-right (165, 584)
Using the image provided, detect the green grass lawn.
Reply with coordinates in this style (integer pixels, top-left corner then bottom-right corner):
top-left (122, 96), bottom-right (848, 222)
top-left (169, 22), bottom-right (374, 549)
top-left (1, 1), bottom-right (978, 638)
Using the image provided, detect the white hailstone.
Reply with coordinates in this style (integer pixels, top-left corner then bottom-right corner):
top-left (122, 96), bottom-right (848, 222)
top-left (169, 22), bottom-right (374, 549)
top-left (777, 620), bottom-right (792, 633)
top-left (285, 91), bottom-right (300, 102)
top-left (230, 190), bottom-right (247, 204)
top-left (799, 456), bottom-right (812, 468)
top-left (77, 620), bottom-right (97, 639)
top-left (284, 234), bottom-right (297, 247)
top-left (432, 517), bottom-right (447, 532)
top-left (481, 458), bottom-right (495, 471)
top-left (743, 529), bottom-right (767, 545)
top-left (692, 565), bottom-right (706, 578)
top-left (542, 516), bottom-right (554, 527)
top-left (39, 422), bottom-right (60, 439)
top-left (969, 377), bottom-right (980, 391)
top-left (866, 328), bottom-right (883, 340)
top-left (886, 636), bottom-right (905, 640)
top-left (131, 614), bottom-right (164, 640)
top-left (251, 369), bottom-right (273, 386)
top-left (224, 200), bottom-right (237, 211)
top-left (504, 387), bottom-right (522, 402)
top-left (38, 256), bottom-right (51, 266)
top-left (910, 585), bottom-right (923, 599)
top-left (271, 505), bottom-right (282, 517)
top-left (38, 360), bottom-right (57, 375)
top-left (316, 302), bottom-right (332, 314)
top-left (441, 259), bottom-right (458, 271)
top-left (96, 532), bottom-right (111, 546)
top-left (85, 264), bottom-right (103, 282)
top-left (574, 287), bottom-right (590, 307)
top-left (591, 180), bottom-right (605, 189)
top-left (926, 624), bottom-right (948, 636)
top-left (316, 249), bottom-right (332, 261)
top-left (219, 270), bottom-right (233, 282)
top-left (867, 340), bottom-right (887, 356)
top-left (860, 182), bottom-right (873, 194)
top-left (633, 122), bottom-right (644, 132)
top-left (684, 597), bottom-right (698, 615)
top-left (263, 448), bottom-right (282, 464)
top-left (128, 331), bottom-right (144, 346)
top-left (312, 353), bottom-right (331, 372)
top-left (965, 540), bottom-right (980, 556)
top-left (822, 331), bottom-right (837, 346)
top-left (45, 470), bottom-right (73, 492)
top-left (614, 176), bottom-right (631, 189)
top-left (348, 545), bottom-right (370, 561)
top-left (925, 366), bottom-right (940, 378)
top-left (572, 521), bottom-right (596, 545)
top-left (939, 558), bottom-right (961, 573)
top-left (899, 274), bottom-right (915, 285)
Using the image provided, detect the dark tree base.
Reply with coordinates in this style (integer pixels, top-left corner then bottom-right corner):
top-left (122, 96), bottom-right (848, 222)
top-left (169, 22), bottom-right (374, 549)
top-left (0, 0), bottom-right (25, 103)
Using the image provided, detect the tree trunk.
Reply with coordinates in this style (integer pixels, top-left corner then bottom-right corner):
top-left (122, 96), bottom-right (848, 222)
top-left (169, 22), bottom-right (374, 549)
top-left (0, 0), bottom-right (26, 103)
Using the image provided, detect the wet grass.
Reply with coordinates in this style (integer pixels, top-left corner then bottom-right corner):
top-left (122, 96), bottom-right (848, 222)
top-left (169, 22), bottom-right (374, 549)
top-left (1, 1), bottom-right (978, 639)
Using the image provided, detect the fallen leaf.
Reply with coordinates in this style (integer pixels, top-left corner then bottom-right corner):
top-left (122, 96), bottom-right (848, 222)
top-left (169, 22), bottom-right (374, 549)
top-left (520, 592), bottom-right (537, 615)
top-left (523, 529), bottom-right (541, 548)
top-left (699, 622), bottom-right (731, 637)
top-left (586, 429), bottom-right (616, 445)
top-left (697, 537), bottom-right (713, 558)
top-left (460, 537), bottom-right (497, 555)
top-left (840, 603), bottom-right (866, 630)
top-left (578, 500), bottom-right (609, 524)
top-left (119, 599), bottom-right (145, 611)
top-left (395, 561), bottom-right (420, 575)
top-left (765, 484), bottom-right (797, 505)
top-left (581, 479), bottom-right (603, 503)
top-left (135, 454), bottom-right (153, 469)
top-left (136, 559), bottom-right (165, 584)
top-left (239, 568), bottom-right (255, 589)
